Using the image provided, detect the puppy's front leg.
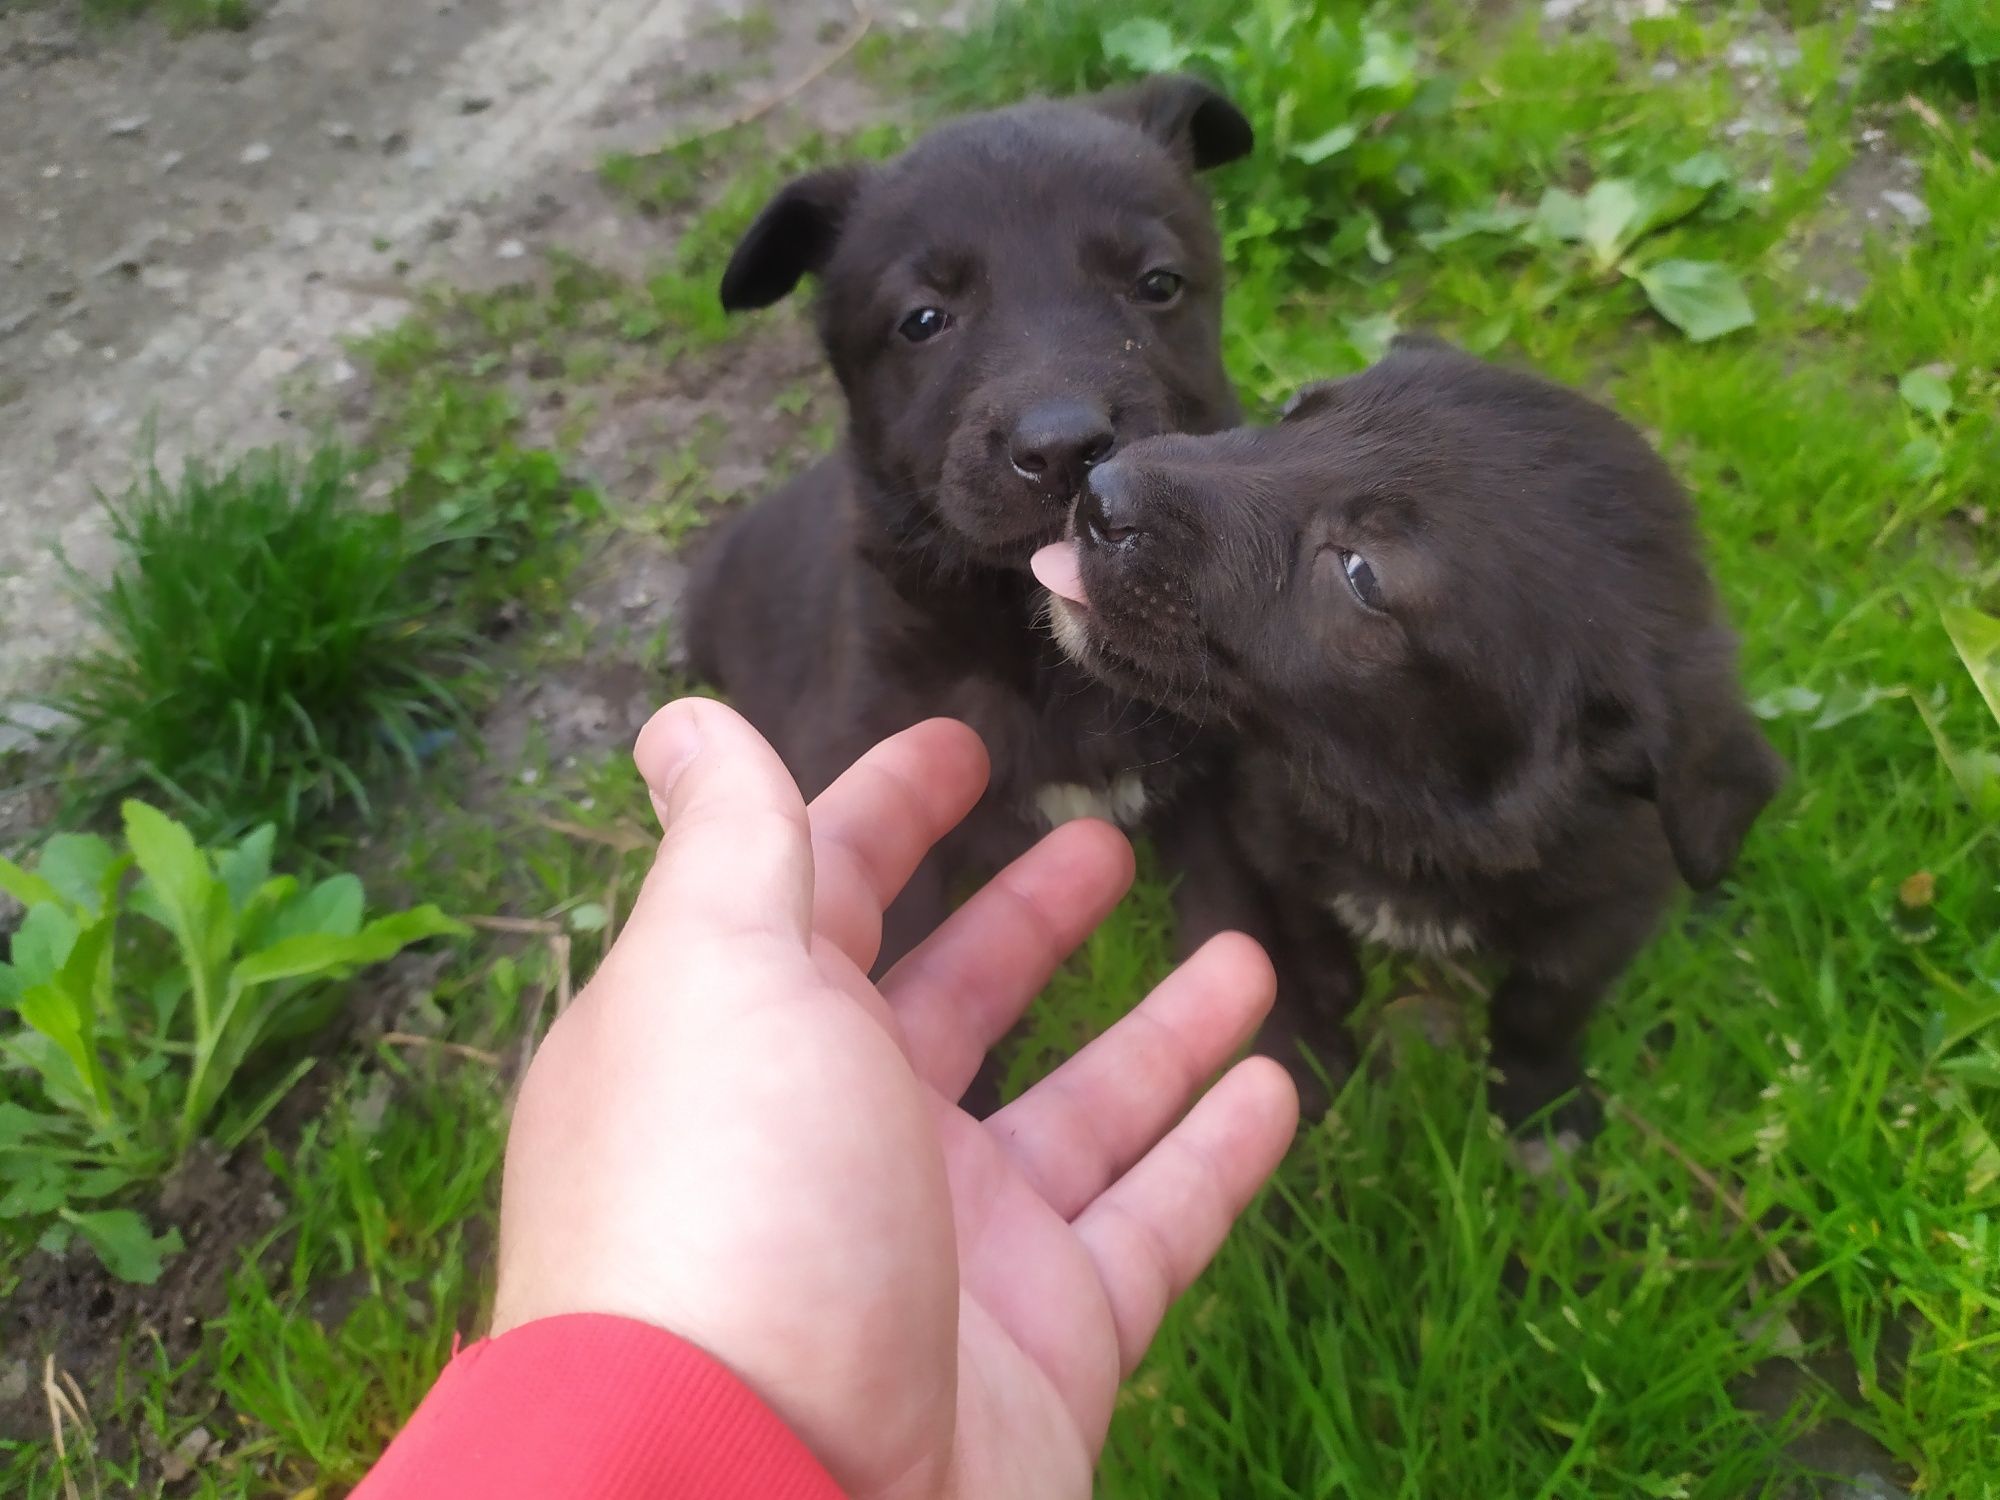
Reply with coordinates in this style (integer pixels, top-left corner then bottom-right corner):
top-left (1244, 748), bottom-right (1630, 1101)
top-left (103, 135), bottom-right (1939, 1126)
top-left (1486, 895), bottom-right (1660, 1133)
top-left (1484, 968), bottom-right (1611, 1136)
top-left (1254, 899), bottom-right (1364, 1124)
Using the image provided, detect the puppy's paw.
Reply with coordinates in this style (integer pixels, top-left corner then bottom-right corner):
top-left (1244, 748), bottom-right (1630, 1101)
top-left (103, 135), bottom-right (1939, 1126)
top-left (1486, 1051), bottom-right (1602, 1140)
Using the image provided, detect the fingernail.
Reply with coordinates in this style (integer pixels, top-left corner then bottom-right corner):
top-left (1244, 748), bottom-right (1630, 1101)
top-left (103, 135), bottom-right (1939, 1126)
top-left (636, 704), bottom-right (705, 810)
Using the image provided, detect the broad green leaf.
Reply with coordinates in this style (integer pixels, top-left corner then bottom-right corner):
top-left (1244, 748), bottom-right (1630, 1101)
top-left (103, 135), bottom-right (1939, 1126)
top-left (1101, 18), bottom-right (1189, 73)
top-left (124, 800), bottom-right (230, 1036)
top-left (1292, 123), bottom-right (1360, 165)
top-left (1355, 28), bottom-right (1417, 93)
top-left (16, 982), bottom-right (96, 1104)
top-left (31, 834), bottom-right (123, 916)
top-left (0, 1101), bottom-right (65, 1148)
top-left (12, 903), bottom-right (81, 988)
top-left (1670, 151), bottom-right (1733, 190)
top-left (1581, 178), bottom-right (1646, 268)
top-left (1898, 435), bottom-right (1945, 482)
top-left (231, 905), bottom-right (465, 990)
top-left (61, 1208), bottom-right (183, 1285)
top-left (271, 873), bottom-right (366, 945)
top-left (1942, 607), bottom-right (2000, 730)
top-left (1635, 260), bottom-right (1755, 342)
top-left (0, 855), bottom-right (61, 912)
top-left (568, 902), bottom-right (610, 935)
top-left (216, 824), bottom-right (277, 911)
top-left (1416, 200), bottom-right (1531, 250)
top-left (1529, 187), bottom-right (1588, 247)
top-left (1344, 312), bottom-right (1401, 363)
top-left (1898, 365), bottom-right (1955, 421)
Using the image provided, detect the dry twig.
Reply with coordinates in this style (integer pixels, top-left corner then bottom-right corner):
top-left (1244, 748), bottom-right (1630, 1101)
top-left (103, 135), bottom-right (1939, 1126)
top-left (1600, 1090), bottom-right (1801, 1284)
top-left (380, 1032), bottom-right (503, 1067)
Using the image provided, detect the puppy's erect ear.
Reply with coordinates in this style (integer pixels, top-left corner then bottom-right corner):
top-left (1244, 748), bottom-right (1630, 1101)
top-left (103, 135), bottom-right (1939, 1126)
top-left (718, 165), bottom-right (868, 312)
top-left (1644, 636), bottom-right (1787, 890)
top-left (1092, 74), bottom-right (1254, 172)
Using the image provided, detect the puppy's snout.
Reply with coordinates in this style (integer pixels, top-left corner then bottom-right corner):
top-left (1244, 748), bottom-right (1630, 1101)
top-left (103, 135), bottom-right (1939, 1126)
top-left (1009, 400), bottom-right (1115, 498)
top-left (1079, 460), bottom-right (1140, 548)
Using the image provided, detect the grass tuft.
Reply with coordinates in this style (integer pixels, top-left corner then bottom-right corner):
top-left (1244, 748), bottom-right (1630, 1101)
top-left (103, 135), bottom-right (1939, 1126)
top-left (52, 447), bottom-right (475, 841)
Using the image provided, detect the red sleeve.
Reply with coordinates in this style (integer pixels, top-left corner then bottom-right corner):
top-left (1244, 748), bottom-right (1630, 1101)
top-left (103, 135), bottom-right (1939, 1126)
top-left (351, 1313), bottom-right (847, 1500)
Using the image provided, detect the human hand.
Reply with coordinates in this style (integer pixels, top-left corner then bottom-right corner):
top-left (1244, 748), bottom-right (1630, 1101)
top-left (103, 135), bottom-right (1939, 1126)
top-left (492, 699), bottom-right (1298, 1499)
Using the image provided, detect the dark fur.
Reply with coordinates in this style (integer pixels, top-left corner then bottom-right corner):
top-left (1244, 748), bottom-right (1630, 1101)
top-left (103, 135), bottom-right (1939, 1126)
top-left (684, 79), bottom-right (1255, 969)
top-left (1048, 336), bottom-right (1786, 1127)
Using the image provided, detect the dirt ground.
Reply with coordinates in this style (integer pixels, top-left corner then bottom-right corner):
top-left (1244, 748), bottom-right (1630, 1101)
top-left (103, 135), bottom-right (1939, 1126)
top-left (0, 0), bottom-right (888, 717)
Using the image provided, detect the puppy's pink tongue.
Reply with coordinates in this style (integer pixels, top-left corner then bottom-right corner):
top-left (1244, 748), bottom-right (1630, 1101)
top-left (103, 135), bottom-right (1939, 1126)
top-left (1031, 542), bottom-right (1089, 605)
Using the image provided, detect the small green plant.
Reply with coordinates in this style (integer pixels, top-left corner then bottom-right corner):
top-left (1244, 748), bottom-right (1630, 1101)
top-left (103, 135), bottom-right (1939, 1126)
top-left (1420, 152), bottom-right (1757, 341)
top-left (0, 804), bottom-right (462, 1280)
top-left (54, 447), bottom-right (478, 839)
top-left (1866, 0), bottom-right (1999, 109)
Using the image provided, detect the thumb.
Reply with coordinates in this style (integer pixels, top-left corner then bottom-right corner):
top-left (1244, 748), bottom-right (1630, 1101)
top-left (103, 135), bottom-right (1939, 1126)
top-left (614, 697), bottom-right (814, 967)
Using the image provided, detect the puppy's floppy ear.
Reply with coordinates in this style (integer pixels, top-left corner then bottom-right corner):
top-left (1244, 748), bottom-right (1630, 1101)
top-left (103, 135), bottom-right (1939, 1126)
top-left (1602, 633), bottom-right (1786, 890)
top-left (1092, 74), bottom-right (1254, 172)
top-left (718, 165), bottom-right (868, 312)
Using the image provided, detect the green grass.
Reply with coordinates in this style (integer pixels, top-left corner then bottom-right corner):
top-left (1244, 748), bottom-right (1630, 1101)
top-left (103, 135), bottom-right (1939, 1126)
top-left (80, 0), bottom-right (254, 32)
top-left (49, 390), bottom-right (592, 843)
top-left (51, 446), bottom-right (477, 841)
top-left (6, 0), bottom-right (1998, 1494)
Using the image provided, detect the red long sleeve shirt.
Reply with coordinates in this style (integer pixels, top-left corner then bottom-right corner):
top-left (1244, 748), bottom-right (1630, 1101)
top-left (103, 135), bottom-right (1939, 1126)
top-left (352, 1314), bottom-right (846, 1499)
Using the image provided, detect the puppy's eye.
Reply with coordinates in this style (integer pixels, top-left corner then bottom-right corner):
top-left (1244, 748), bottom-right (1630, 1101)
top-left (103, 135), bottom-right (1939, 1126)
top-left (1340, 550), bottom-right (1386, 611)
top-left (898, 307), bottom-right (953, 343)
top-left (1130, 269), bottom-right (1185, 306)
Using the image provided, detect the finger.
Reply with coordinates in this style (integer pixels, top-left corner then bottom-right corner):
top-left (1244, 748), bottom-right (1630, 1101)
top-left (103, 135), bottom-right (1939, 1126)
top-left (987, 932), bottom-right (1276, 1219)
top-left (883, 819), bottom-right (1134, 1101)
top-left (616, 698), bottom-right (813, 966)
top-left (1072, 1058), bottom-right (1298, 1376)
top-left (807, 719), bottom-right (989, 972)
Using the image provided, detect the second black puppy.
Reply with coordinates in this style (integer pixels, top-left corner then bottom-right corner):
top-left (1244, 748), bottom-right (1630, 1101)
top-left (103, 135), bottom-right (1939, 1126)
top-left (686, 77), bottom-right (1256, 965)
top-left (1034, 337), bottom-right (1785, 1127)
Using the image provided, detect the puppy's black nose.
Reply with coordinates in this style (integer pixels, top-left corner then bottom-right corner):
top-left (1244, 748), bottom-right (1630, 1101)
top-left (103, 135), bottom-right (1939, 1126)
top-left (1009, 401), bottom-right (1115, 497)
top-left (1077, 460), bottom-right (1139, 548)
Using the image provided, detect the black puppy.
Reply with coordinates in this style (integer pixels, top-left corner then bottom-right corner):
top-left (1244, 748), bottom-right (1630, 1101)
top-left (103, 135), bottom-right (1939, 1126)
top-left (1032, 336), bottom-right (1786, 1127)
top-left (685, 78), bottom-right (1256, 967)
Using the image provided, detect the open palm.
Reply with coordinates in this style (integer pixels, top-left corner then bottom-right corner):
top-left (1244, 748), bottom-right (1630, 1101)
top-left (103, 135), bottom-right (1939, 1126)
top-left (494, 699), bottom-right (1297, 1499)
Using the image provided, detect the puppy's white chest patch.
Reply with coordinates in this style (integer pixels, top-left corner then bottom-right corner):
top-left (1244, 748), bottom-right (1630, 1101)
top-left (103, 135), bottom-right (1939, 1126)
top-left (1329, 893), bottom-right (1476, 958)
top-left (1036, 773), bottom-right (1149, 830)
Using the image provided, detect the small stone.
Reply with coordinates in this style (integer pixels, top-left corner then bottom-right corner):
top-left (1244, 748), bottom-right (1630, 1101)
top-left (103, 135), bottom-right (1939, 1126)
top-left (330, 357), bottom-right (358, 384)
top-left (0, 1360), bottom-right (29, 1404)
top-left (159, 1426), bottom-right (214, 1485)
top-left (282, 212), bottom-right (324, 248)
top-left (322, 119), bottom-right (360, 146)
top-left (408, 146), bottom-right (438, 172)
top-left (106, 113), bottom-right (150, 138)
top-left (159, 150), bottom-right (184, 173)
top-left (496, 237), bottom-right (526, 260)
top-left (1835, 1473), bottom-right (1910, 1500)
top-left (40, 164), bottom-right (60, 179)
top-left (140, 264), bottom-right (190, 293)
top-left (1650, 59), bottom-right (1678, 80)
top-left (91, 237), bottom-right (154, 278)
top-left (42, 329), bottom-right (84, 360)
top-left (240, 141), bottom-right (273, 166)
top-left (0, 305), bottom-right (34, 339)
top-left (1881, 189), bottom-right (1930, 227)
top-left (1542, 0), bottom-right (1584, 19)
